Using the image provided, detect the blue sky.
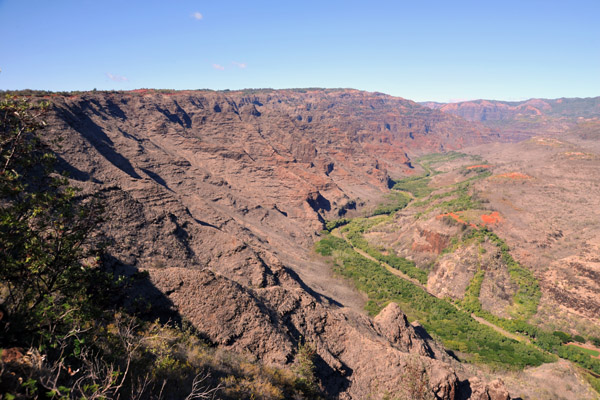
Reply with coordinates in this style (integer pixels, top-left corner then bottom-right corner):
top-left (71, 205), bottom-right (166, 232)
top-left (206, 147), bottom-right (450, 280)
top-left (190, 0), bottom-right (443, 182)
top-left (0, 0), bottom-right (598, 102)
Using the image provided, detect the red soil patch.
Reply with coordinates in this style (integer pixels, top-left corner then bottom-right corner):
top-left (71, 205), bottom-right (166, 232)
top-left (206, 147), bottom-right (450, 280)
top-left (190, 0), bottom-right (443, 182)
top-left (492, 172), bottom-right (531, 180)
top-left (481, 211), bottom-right (503, 225)
top-left (412, 229), bottom-right (450, 254)
top-left (437, 212), bottom-right (478, 228)
top-left (466, 164), bottom-right (492, 170)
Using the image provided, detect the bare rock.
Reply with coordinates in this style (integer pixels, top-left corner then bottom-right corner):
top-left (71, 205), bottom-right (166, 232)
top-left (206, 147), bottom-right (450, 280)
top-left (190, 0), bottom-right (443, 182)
top-left (147, 267), bottom-right (293, 364)
top-left (468, 377), bottom-right (511, 400)
top-left (374, 303), bottom-right (434, 357)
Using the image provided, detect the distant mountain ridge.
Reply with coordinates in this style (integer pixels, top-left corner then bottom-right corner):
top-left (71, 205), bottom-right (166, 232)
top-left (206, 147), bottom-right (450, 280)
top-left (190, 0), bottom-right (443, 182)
top-left (421, 97), bottom-right (600, 140)
top-left (421, 97), bottom-right (600, 121)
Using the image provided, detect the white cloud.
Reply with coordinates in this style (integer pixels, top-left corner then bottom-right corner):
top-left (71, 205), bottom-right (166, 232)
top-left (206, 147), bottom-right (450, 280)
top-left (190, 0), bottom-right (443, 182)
top-left (106, 73), bottom-right (128, 82)
top-left (191, 11), bottom-right (203, 20)
top-left (232, 62), bottom-right (247, 69)
top-left (212, 64), bottom-right (225, 71)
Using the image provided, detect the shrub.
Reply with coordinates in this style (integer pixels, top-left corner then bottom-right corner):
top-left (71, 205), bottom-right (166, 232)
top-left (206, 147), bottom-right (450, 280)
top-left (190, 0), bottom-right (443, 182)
top-left (294, 341), bottom-right (319, 394)
top-left (324, 218), bottom-right (350, 231)
top-left (372, 191), bottom-right (411, 215)
top-left (0, 96), bottom-right (107, 345)
top-left (553, 331), bottom-right (573, 344)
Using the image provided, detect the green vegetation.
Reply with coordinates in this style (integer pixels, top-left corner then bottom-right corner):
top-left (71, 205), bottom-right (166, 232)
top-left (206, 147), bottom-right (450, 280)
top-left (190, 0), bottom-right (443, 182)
top-left (315, 232), bottom-right (554, 369)
top-left (553, 330), bottom-right (573, 344)
top-left (557, 345), bottom-right (600, 375)
top-left (315, 234), bottom-right (352, 256)
top-left (417, 151), bottom-right (469, 168)
top-left (392, 175), bottom-right (433, 198)
top-left (391, 152), bottom-right (468, 198)
top-left (411, 188), bottom-right (458, 208)
top-left (435, 184), bottom-right (481, 213)
top-left (585, 373), bottom-right (600, 395)
top-left (454, 227), bottom-right (541, 320)
top-left (293, 342), bottom-right (319, 395)
top-left (0, 97), bottom-right (107, 347)
top-left (0, 96), bottom-right (323, 400)
top-left (412, 172), bottom-right (490, 214)
top-left (340, 218), bottom-right (428, 284)
top-left (450, 228), bottom-right (600, 378)
top-left (324, 218), bottom-right (351, 232)
top-left (574, 334), bottom-right (586, 343)
top-left (372, 191), bottom-right (411, 215)
top-left (566, 344), bottom-right (600, 357)
top-left (394, 152), bottom-right (489, 209)
top-left (461, 269), bottom-right (485, 313)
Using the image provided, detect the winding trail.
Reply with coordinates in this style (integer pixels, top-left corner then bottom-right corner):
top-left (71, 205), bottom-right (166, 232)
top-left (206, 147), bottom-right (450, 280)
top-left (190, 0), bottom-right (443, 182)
top-left (331, 228), bottom-right (426, 289)
top-left (470, 313), bottom-right (529, 343)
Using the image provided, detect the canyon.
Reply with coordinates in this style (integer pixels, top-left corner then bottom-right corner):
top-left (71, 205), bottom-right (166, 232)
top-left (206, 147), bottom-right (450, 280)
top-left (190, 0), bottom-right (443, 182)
top-left (16, 89), bottom-right (600, 399)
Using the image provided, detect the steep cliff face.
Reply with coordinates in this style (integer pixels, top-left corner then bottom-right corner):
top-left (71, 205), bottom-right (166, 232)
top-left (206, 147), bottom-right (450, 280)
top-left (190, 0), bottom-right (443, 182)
top-left (41, 89), bottom-right (504, 399)
top-left (47, 89), bottom-right (496, 273)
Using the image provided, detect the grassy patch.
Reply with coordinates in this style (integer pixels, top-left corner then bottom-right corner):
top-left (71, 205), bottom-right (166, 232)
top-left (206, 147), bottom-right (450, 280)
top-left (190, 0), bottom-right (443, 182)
top-left (324, 218), bottom-right (351, 232)
top-left (417, 151), bottom-right (469, 166)
top-left (566, 344), bottom-right (600, 357)
top-left (372, 191), bottom-right (411, 215)
top-left (461, 269), bottom-right (485, 313)
top-left (557, 345), bottom-right (600, 375)
top-left (392, 175), bottom-right (433, 198)
top-left (315, 234), bottom-right (352, 256)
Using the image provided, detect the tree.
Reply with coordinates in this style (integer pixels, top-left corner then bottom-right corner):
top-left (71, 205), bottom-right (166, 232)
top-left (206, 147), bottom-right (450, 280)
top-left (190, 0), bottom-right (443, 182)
top-left (0, 95), bottom-right (104, 346)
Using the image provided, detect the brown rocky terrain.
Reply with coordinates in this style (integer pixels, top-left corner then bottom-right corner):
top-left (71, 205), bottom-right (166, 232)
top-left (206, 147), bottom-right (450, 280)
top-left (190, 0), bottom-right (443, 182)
top-left (36, 89), bottom-right (510, 399)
